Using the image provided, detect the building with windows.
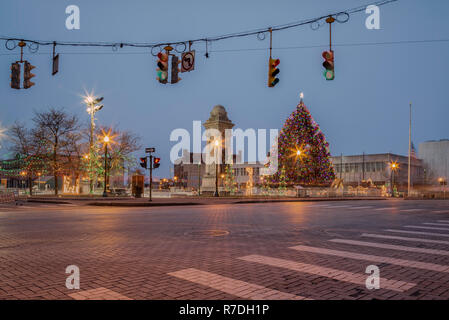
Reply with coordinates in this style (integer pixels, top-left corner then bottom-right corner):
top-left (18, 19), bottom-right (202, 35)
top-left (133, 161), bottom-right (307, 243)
top-left (174, 150), bottom-right (264, 191)
top-left (330, 153), bottom-right (424, 186)
top-left (418, 139), bottom-right (449, 184)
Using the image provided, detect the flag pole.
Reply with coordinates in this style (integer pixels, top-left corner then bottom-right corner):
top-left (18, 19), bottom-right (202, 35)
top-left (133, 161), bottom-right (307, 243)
top-left (408, 102), bottom-right (412, 197)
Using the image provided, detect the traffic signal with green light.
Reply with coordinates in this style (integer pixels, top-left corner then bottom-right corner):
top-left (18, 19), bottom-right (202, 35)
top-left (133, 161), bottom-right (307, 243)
top-left (140, 157), bottom-right (147, 169)
top-left (322, 50), bottom-right (335, 80)
top-left (156, 52), bottom-right (168, 84)
top-left (153, 157), bottom-right (161, 169)
top-left (23, 61), bottom-right (36, 89)
top-left (268, 58), bottom-right (280, 87)
top-left (10, 62), bottom-right (21, 89)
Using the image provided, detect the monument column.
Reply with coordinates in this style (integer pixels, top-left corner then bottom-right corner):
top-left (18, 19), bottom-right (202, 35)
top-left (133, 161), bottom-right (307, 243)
top-left (201, 105), bottom-right (235, 195)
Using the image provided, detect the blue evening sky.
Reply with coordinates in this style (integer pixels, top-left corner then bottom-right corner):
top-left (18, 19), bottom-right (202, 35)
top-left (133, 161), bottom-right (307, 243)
top-left (0, 0), bottom-right (448, 177)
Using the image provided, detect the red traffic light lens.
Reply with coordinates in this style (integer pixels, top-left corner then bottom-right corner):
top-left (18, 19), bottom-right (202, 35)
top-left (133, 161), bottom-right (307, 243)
top-left (271, 59), bottom-right (280, 68)
top-left (322, 51), bottom-right (334, 61)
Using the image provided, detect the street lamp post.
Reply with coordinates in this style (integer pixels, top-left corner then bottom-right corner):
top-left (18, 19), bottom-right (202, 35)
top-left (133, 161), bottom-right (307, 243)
top-left (198, 162), bottom-right (201, 196)
top-left (390, 161), bottom-right (398, 197)
top-left (439, 178), bottom-right (447, 199)
top-left (214, 139), bottom-right (220, 197)
top-left (102, 135), bottom-right (110, 197)
top-left (84, 95), bottom-right (104, 194)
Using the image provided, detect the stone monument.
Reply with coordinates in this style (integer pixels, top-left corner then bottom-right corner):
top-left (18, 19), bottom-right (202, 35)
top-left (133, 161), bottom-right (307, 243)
top-left (201, 105), bottom-right (235, 195)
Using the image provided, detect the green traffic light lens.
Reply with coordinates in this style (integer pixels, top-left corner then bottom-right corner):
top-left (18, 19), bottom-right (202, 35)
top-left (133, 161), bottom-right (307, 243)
top-left (324, 70), bottom-right (335, 80)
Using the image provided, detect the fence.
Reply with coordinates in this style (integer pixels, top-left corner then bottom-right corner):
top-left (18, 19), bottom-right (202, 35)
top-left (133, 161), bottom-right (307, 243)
top-left (0, 191), bottom-right (17, 204)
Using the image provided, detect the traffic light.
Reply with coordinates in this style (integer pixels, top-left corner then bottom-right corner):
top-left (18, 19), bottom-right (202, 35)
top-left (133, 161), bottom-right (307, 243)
top-left (139, 157), bottom-right (147, 169)
top-left (322, 50), bottom-right (335, 80)
top-left (23, 61), bottom-right (36, 89)
top-left (153, 157), bottom-right (161, 169)
top-left (171, 55), bottom-right (181, 84)
top-left (156, 52), bottom-right (168, 84)
top-left (10, 62), bottom-right (21, 89)
top-left (268, 57), bottom-right (280, 87)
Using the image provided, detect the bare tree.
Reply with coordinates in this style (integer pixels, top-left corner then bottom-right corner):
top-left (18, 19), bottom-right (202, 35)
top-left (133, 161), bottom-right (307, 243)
top-left (95, 127), bottom-right (141, 190)
top-left (32, 108), bottom-right (80, 195)
top-left (9, 121), bottom-right (46, 195)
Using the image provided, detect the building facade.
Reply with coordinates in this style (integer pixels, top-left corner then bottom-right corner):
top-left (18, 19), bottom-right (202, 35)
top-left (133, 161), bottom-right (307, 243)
top-left (330, 153), bottom-right (424, 186)
top-left (418, 139), bottom-right (449, 184)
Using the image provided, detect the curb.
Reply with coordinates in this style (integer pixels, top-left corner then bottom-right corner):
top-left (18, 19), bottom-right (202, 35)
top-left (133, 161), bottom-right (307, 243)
top-left (88, 202), bottom-right (203, 207)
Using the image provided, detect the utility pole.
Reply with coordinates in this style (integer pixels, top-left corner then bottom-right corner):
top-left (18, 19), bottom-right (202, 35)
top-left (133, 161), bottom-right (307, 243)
top-left (408, 102), bottom-right (412, 198)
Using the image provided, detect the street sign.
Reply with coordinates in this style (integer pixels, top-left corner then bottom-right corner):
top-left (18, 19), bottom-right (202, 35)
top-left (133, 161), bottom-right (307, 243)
top-left (181, 50), bottom-right (195, 72)
top-left (145, 147), bottom-right (155, 153)
top-left (52, 54), bottom-right (59, 76)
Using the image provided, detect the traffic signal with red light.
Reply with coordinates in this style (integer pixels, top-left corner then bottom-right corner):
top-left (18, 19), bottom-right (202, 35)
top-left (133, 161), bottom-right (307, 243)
top-left (23, 61), bottom-right (36, 89)
top-left (10, 62), bottom-right (21, 89)
top-left (140, 157), bottom-right (147, 169)
top-left (268, 58), bottom-right (280, 87)
top-left (153, 157), bottom-right (161, 169)
top-left (322, 50), bottom-right (335, 80)
top-left (156, 52), bottom-right (168, 84)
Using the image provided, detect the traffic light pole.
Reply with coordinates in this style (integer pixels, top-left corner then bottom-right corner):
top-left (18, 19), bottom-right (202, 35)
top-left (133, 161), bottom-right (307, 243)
top-left (149, 154), bottom-right (153, 202)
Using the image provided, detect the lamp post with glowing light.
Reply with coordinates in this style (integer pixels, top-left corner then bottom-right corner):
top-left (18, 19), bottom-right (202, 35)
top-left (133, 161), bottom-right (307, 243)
top-left (389, 161), bottom-right (399, 197)
top-left (439, 177), bottom-right (447, 199)
top-left (84, 95), bottom-right (104, 194)
top-left (102, 135), bottom-right (110, 197)
top-left (37, 172), bottom-right (41, 192)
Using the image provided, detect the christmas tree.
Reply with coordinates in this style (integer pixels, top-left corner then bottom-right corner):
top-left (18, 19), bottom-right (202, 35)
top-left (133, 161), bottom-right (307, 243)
top-left (273, 94), bottom-right (335, 185)
top-left (223, 164), bottom-right (237, 194)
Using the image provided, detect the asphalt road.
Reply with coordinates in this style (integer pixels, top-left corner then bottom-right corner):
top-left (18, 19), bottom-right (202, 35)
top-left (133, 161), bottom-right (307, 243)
top-left (1, 199), bottom-right (449, 300)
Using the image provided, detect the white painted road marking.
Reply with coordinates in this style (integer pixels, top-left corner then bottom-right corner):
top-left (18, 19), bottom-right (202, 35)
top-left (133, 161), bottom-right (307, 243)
top-left (331, 239), bottom-right (449, 256)
top-left (374, 208), bottom-right (393, 211)
top-left (400, 209), bottom-right (424, 212)
top-left (290, 244), bottom-right (449, 273)
top-left (168, 268), bottom-right (308, 300)
top-left (385, 229), bottom-right (449, 238)
top-left (437, 220), bottom-right (449, 223)
top-left (239, 254), bottom-right (415, 292)
top-left (405, 225), bottom-right (449, 231)
top-left (348, 206), bottom-right (373, 209)
top-left (423, 223), bottom-right (449, 227)
top-left (361, 233), bottom-right (449, 245)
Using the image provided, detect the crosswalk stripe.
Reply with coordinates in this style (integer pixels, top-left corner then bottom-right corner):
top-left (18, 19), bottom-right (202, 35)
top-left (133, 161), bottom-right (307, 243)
top-left (290, 244), bottom-right (449, 273)
top-left (347, 206), bottom-right (373, 209)
top-left (400, 209), bottom-right (423, 212)
top-left (308, 204), bottom-right (332, 207)
top-left (385, 229), bottom-right (449, 238)
top-left (374, 208), bottom-right (392, 211)
top-left (326, 205), bottom-right (351, 208)
top-left (405, 225), bottom-right (449, 231)
top-left (168, 268), bottom-right (308, 300)
top-left (434, 211), bottom-right (449, 213)
top-left (361, 233), bottom-right (449, 245)
top-left (239, 254), bottom-right (415, 292)
top-left (423, 223), bottom-right (449, 227)
top-left (437, 220), bottom-right (449, 223)
top-left (330, 239), bottom-right (449, 256)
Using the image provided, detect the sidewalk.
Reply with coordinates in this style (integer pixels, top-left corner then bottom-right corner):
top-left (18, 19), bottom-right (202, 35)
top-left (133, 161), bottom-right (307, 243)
top-left (24, 195), bottom-right (386, 207)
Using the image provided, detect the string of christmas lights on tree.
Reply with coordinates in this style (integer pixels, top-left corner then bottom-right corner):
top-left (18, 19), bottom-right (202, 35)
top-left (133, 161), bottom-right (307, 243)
top-left (272, 93), bottom-right (335, 185)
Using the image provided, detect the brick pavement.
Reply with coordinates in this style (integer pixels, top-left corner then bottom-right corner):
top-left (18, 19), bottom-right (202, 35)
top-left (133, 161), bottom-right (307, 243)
top-left (1, 200), bottom-right (449, 300)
